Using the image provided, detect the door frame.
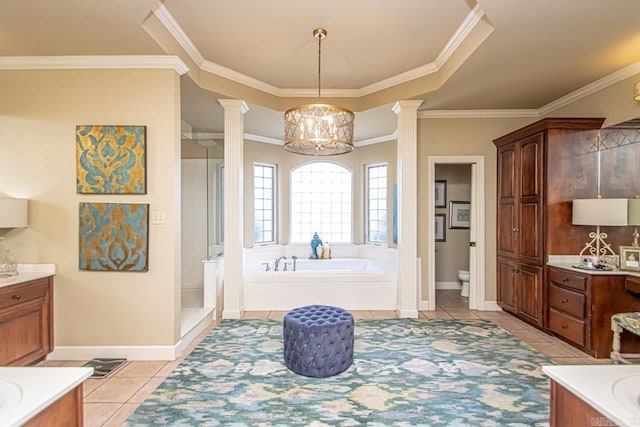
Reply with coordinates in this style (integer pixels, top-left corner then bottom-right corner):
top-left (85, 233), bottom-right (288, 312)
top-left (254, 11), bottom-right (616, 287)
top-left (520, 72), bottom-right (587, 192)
top-left (426, 156), bottom-right (486, 310)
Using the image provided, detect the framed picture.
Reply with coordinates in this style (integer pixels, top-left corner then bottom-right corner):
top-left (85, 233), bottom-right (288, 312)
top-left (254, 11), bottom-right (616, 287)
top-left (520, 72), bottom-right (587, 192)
top-left (620, 246), bottom-right (640, 271)
top-left (435, 180), bottom-right (447, 208)
top-left (449, 201), bottom-right (471, 229)
top-left (435, 213), bottom-right (446, 242)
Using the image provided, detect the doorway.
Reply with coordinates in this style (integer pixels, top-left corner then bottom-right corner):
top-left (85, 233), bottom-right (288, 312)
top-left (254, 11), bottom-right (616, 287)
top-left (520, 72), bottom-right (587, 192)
top-left (426, 156), bottom-right (486, 311)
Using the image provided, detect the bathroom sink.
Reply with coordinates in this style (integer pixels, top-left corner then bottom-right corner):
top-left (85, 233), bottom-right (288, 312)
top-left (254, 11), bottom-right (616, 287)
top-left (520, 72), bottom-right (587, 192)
top-left (0, 378), bottom-right (23, 413)
top-left (612, 374), bottom-right (640, 416)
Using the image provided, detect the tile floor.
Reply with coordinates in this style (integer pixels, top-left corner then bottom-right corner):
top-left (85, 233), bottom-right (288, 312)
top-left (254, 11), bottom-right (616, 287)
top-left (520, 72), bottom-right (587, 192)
top-left (40, 290), bottom-right (612, 426)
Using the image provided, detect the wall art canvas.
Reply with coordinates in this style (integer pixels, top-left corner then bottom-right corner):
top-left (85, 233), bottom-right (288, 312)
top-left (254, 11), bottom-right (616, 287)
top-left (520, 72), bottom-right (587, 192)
top-left (79, 202), bottom-right (149, 272)
top-left (76, 125), bottom-right (147, 194)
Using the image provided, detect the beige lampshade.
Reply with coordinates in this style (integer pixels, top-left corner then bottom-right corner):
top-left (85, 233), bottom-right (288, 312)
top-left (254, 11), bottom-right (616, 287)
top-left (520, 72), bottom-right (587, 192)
top-left (572, 198), bottom-right (628, 226)
top-left (629, 198), bottom-right (640, 226)
top-left (0, 198), bottom-right (28, 228)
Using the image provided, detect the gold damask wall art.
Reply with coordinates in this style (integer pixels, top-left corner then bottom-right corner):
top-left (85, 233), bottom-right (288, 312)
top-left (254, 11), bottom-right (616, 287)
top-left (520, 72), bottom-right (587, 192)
top-left (79, 202), bottom-right (149, 272)
top-left (76, 125), bottom-right (147, 194)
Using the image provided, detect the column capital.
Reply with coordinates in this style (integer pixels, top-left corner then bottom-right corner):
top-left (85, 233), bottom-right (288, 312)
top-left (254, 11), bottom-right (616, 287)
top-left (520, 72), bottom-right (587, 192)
top-left (217, 99), bottom-right (250, 114)
top-left (392, 100), bottom-right (424, 115)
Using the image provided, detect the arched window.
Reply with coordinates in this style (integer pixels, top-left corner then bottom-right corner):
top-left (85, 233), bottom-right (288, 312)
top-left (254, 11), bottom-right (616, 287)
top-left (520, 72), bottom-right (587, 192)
top-left (290, 161), bottom-right (352, 243)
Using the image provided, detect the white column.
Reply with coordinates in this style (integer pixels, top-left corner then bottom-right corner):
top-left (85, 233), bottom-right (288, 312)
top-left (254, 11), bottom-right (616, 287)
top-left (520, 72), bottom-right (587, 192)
top-left (218, 99), bottom-right (249, 319)
top-left (393, 100), bottom-right (423, 318)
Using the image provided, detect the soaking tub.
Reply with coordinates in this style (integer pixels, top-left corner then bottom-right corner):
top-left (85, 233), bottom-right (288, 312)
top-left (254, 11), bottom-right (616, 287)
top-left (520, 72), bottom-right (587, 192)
top-left (244, 258), bottom-right (397, 310)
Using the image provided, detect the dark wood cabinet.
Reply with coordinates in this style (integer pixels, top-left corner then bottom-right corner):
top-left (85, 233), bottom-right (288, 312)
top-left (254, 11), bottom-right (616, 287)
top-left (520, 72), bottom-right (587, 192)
top-left (547, 266), bottom-right (640, 358)
top-left (494, 118), bottom-right (604, 327)
top-left (549, 381), bottom-right (612, 427)
top-left (0, 276), bottom-right (54, 365)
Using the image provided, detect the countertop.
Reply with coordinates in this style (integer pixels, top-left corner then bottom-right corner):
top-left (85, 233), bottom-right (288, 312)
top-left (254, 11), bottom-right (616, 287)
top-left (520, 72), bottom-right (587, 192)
top-left (0, 264), bottom-right (55, 289)
top-left (0, 366), bottom-right (93, 427)
top-left (547, 256), bottom-right (640, 277)
top-left (543, 365), bottom-right (640, 427)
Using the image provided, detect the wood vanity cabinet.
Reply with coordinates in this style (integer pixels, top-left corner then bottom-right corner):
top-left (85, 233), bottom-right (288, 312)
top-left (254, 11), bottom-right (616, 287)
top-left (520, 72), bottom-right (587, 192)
top-left (0, 276), bottom-right (53, 365)
top-left (549, 381), bottom-right (612, 427)
top-left (547, 266), bottom-right (640, 358)
top-left (494, 118), bottom-right (604, 328)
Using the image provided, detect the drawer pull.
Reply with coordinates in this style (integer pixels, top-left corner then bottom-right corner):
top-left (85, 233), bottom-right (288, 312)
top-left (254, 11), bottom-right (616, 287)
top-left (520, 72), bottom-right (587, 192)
top-left (563, 278), bottom-right (570, 282)
top-left (561, 298), bottom-right (568, 303)
top-left (561, 324), bottom-right (568, 329)
top-left (12, 294), bottom-right (21, 300)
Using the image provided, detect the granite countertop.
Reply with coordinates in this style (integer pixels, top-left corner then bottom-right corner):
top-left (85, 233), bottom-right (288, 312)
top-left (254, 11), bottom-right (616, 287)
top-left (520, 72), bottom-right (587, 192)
top-left (0, 264), bottom-right (56, 289)
top-left (543, 365), bottom-right (640, 427)
top-left (547, 256), bottom-right (640, 277)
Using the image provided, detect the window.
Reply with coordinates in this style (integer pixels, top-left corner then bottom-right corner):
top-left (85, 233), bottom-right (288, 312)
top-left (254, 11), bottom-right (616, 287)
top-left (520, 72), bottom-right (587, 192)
top-left (254, 163), bottom-right (275, 243)
top-left (366, 163), bottom-right (388, 243)
top-left (290, 162), bottom-right (352, 243)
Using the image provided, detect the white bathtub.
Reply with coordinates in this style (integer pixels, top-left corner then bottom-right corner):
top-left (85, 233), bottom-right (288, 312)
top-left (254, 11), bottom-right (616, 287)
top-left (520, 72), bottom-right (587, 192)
top-left (244, 258), bottom-right (397, 311)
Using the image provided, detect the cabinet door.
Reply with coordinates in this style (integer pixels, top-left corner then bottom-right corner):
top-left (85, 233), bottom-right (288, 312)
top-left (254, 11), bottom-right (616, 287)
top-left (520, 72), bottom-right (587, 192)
top-left (517, 264), bottom-right (543, 326)
top-left (518, 134), bottom-right (544, 264)
top-left (497, 258), bottom-right (517, 313)
top-left (497, 145), bottom-right (518, 259)
top-left (0, 299), bottom-right (47, 365)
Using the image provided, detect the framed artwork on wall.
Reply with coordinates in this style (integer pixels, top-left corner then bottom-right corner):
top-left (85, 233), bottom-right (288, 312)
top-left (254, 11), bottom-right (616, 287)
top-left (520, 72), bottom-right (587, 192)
top-left (76, 125), bottom-right (147, 194)
top-left (449, 201), bottom-right (471, 229)
top-left (620, 246), bottom-right (640, 272)
top-left (435, 180), bottom-right (447, 208)
top-left (435, 213), bottom-right (446, 242)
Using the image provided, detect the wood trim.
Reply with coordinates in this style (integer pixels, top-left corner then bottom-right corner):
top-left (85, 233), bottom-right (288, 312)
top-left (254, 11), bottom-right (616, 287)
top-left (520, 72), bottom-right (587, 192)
top-left (493, 118), bottom-right (605, 148)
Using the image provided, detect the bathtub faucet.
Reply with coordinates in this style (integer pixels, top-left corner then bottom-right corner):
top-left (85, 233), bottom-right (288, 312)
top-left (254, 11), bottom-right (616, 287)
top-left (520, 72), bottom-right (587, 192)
top-left (291, 255), bottom-right (297, 271)
top-left (274, 256), bottom-right (287, 271)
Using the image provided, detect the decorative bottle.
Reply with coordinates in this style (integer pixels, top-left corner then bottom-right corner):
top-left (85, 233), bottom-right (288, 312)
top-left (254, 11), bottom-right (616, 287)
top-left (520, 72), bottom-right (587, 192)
top-left (322, 242), bottom-right (331, 259)
top-left (310, 232), bottom-right (323, 259)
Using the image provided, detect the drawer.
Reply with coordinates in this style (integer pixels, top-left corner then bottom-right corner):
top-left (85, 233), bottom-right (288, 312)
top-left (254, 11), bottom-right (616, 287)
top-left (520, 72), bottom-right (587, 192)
top-left (0, 279), bottom-right (49, 311)
top-left (548, 308), bottom-right (585, 346)
top-left (626, 276), bottom-right (640, 295)
top-left (549, 284), bottom-right (585, 318)
top-left (549, 268), bottom-right (587, 292)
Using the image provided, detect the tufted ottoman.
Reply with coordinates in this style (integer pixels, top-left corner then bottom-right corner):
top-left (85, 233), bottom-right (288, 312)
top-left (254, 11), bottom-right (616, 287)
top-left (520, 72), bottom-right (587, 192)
top-left (283, 305), bottom-right (354, 377)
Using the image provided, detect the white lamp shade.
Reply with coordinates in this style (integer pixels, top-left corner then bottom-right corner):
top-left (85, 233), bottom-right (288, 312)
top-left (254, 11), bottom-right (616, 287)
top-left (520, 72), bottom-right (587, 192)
top-left (572, 198), bottom-right (628, 226)
top-left (0, 198), bottom-right (28, 228)
top-left (629, 198), bottom-right (640, 226)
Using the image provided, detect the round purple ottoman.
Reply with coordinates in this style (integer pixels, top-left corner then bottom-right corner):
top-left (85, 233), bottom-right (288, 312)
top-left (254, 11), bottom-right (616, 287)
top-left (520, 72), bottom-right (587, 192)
top-left (283, 305), bottom-right (354, 378)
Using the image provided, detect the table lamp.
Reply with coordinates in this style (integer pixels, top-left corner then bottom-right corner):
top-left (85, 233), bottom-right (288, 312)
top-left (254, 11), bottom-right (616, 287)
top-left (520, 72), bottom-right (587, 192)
top-left (0, 198), bottom-right (29, 277)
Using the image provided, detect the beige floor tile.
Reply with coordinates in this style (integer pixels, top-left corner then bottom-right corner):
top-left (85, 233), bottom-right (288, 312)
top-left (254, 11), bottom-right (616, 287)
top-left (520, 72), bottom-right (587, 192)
top-left (83, 378), bottom-right (106, 397)
top-left (83, 403), bottom-right (123, 427)
top-left (243, 311), bottom-right (270, 319)
top-left (268, 311), bottom-right (288, 321)
top-left (84, 377), bottom-right (148, 403)
top-left (155, 357), bottom-right (185, 377)
top-left (351, 310), bottom-right (373, 320)
top-left (529, 342), bottom-right (575, 358)
top-left (418, 311), bottom-right (428, 319)
top-left (424, 310), bottom-right (454, 320)
top-left (508, 329), bottom-right (552, 343)
top-left (115, 361), bottom-right (167, 378)
top-left (446, 310), bottom-right (480, 320)
top-left (129, 377), bottom-right (166, 403)
top-left (103, 402), bottom-right (140, 427)
top-left (371, 310), bottom-right (399, 319)
top-left (551, 357), bottom-right (582, 365)
top-left (472, 310), bottom-right (511, 320)
top-left (490, 318), bottom-right (532, 331)
top-left (583, 356), bottom-right (615, 365)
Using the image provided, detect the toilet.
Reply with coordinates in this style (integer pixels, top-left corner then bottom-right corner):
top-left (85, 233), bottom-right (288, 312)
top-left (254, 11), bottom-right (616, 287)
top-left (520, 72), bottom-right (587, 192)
top-left (458, 270), bottom-right (470, 297)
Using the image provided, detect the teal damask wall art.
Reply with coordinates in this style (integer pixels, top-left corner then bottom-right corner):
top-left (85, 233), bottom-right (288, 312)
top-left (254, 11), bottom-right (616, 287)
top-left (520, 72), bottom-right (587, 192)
top-left (79, 202), bottom-right (149, 272)
top-left (76, 125), bottom-right (147, 194)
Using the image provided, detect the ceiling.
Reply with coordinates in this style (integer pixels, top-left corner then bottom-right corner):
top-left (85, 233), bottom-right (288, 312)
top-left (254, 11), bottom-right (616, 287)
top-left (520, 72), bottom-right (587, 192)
top-left (3, 0), bottom-right (640, 143)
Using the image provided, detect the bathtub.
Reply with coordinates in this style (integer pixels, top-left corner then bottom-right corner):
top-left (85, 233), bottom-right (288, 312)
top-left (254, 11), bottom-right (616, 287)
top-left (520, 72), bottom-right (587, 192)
top-left (244, 257), bottom-right (397, 311)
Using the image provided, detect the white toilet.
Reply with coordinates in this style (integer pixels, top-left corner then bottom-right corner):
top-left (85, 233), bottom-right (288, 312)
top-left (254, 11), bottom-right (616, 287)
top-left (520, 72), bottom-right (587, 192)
top-left (458, 270), bottom-right (470, 297)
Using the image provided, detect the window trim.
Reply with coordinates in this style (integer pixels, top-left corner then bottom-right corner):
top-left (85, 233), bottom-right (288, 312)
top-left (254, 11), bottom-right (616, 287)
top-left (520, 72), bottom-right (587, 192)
top-left (253, 162), bottom-right (276, 245)
top-left (365, 162), bottom-right (388, 244)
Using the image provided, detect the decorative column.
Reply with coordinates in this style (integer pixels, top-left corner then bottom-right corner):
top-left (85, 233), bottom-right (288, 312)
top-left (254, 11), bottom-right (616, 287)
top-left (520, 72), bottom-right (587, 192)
top-left (393, 100), bottom-right (423, 318)
top-left (218, 99), bottom-right (249, 319)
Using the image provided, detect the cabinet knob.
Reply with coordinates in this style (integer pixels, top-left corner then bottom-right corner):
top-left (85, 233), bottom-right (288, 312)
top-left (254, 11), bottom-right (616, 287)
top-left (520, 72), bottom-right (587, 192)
top-left (561, 324), bottom-right (568, 329)
top-left (563, 278), bottom-right (570, 282)
top-left (12, 294), bottom-right (21, 300)
top-left (561, 298), bottom-right (568, 303)
top-left (512, 227), bottom-right (520, 232)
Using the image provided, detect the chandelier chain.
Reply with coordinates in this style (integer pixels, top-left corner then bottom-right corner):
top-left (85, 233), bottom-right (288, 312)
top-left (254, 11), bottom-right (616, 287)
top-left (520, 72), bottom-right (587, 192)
top-left (317, 30), bottom-right (322, 99)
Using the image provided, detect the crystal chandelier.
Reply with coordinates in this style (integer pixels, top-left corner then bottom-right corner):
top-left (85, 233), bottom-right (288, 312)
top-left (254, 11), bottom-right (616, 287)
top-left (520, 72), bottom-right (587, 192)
top-left (284, 28), bottom-right (355, 155)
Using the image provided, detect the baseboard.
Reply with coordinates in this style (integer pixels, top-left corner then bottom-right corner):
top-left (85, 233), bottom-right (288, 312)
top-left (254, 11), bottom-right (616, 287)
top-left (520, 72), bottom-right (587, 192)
top-left (482, 301), bottom-right (502, 311)
top-left (222, 309), bottom-right (243, 319)
top-left (48, 313), bottom-right (215, 361)
top-left (398, 308), bottom-right (419, 318)
top-left (435, 281), bottom-right (461, 290)
top-left (419, 300), bottom-right (430, 311)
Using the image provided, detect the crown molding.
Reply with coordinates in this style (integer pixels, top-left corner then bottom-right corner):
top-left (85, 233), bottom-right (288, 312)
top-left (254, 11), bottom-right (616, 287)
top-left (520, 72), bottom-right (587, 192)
top-left (418, 109), bottom-right (539, 119)
top-left (0, 55), bottom-right (189, 74)
top-left (245, 133), bottom-right (282, 145)
top-left (152, 3), bottom-right (486, 98)
top-left (355, 131), bottom-right (398, 146)
top-left (152, 1), bottom-right (204, 67)
top-left (538, 60), bottom-right (640, 116)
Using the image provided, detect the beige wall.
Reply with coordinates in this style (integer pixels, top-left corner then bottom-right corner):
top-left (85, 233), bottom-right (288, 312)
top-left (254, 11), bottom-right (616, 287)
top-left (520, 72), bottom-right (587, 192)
top-left (0, 68), bottom-right (182, 347)
top-left (435, 164), bottom-right (471, 283)
top-left (243, 140), bottom-right (397, 248)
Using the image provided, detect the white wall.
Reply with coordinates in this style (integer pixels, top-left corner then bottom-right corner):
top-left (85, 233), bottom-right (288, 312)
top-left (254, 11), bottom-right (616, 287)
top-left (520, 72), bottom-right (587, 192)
top-left (181, 158), bottom-right (207, 290)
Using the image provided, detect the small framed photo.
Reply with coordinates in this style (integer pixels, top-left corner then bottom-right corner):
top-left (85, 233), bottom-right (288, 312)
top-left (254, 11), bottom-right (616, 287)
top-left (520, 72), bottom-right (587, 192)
top-left (620, 246), bottom-right (640, 271)
top-left (435, 180), bottom-right (447, 208)
top-left (449, 201), bottom-right (471, 229)
top-left (435, 213), bottom-right (446, 242)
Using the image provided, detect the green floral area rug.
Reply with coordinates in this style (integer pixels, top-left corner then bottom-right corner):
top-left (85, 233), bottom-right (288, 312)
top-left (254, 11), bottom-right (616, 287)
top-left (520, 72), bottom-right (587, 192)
top-left (124, 319), bottom-right (552, 426)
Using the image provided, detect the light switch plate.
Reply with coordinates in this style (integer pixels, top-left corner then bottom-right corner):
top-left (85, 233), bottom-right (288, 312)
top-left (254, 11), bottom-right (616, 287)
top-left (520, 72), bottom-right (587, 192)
top-left (151, 211), bottom-right (166, 225)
